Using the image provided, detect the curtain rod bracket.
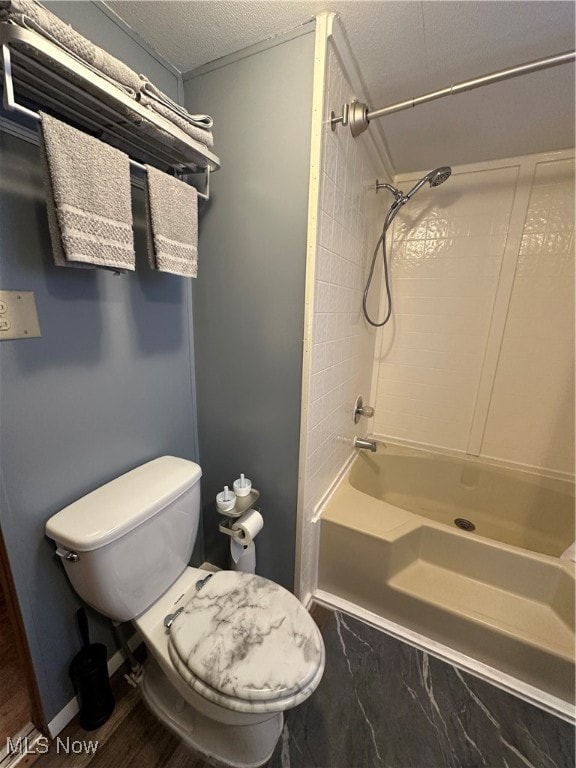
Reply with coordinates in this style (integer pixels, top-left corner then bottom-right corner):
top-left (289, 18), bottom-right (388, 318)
top-left (330, 102), bottom-right (350, 131)
top-left (349, 100), bottom-right (369, 137)
top-left (330, 101), bottom-right (369, 136)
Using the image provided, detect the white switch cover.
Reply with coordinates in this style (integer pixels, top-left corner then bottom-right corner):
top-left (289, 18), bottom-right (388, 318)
top-left (0, 290), bottom-right (41, 340)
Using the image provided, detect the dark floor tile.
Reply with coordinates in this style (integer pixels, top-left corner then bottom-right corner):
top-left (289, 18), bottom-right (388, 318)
top-left (267, 611), bottom-right (575, 768)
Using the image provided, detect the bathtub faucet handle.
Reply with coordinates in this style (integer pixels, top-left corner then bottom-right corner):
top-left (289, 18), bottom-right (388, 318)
top-left (354, 396), bottom-right (375, 423)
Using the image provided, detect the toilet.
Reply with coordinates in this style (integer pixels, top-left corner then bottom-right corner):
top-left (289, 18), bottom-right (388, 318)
top-left (45, 457), bottom-right (325, 768)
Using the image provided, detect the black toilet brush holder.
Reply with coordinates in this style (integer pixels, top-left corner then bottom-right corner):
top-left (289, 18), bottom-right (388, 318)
top-left (69, 608), bottom-right (115, 731)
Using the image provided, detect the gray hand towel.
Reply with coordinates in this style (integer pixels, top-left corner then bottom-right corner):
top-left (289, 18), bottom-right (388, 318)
top-left (39, 112), bottom-right (136, 271)
top-left (145, 166), bottom-right (198, 278)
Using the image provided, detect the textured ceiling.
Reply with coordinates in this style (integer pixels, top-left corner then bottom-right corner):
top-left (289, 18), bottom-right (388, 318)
top-left (105, 1), bottom-right (575, 174)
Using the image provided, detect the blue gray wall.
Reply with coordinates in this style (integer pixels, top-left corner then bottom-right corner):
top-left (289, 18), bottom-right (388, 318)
top-left (0, 3), bottom-right (197, 724)
top-left (184, 28), bottom-right (315, 590)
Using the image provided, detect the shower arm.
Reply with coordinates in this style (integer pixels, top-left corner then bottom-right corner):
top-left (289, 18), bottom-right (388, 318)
top-left (330, 49), bottom-right (576, 138)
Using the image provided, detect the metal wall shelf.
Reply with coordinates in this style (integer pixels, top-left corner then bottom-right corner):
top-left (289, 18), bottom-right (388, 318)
top-left (0, 22), bottom-right (220, 178)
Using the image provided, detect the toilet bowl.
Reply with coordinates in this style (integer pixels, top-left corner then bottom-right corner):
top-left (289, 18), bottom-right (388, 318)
top-left (135, 565), bottom-right (324, 766)
top-left (45, 457), bottom-right (325, 767)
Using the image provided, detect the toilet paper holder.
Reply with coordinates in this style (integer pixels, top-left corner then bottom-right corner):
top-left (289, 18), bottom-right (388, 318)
top-left (218, 517), bottom-right (247, 542)
top-left (218, 488), bottom-right (260, 542)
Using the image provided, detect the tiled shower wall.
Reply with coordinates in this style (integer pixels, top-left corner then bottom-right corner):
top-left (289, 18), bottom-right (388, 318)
top-left (298, 37), bottom-right (384, 601)
top-left (372, 151), bottom-right (574, 475)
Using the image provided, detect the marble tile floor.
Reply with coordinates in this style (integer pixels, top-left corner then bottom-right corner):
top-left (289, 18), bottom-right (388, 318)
top-left (32, 607), bottom-right (575, 768)
top-left (267, 609), bottom-right (575, 768)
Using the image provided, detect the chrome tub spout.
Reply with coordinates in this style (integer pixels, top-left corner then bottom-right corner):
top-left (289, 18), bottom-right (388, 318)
top-left (354, 437), bottom-right (377, 452)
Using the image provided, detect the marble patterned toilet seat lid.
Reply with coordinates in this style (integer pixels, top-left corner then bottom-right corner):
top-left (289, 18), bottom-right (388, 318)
top-left (168, 571), bottom-right (324, 704)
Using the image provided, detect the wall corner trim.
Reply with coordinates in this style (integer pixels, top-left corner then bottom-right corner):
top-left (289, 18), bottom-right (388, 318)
top-left (326, 15), bottom-right (395, 179)
top-left (294, 12), bottom-right (331, 599)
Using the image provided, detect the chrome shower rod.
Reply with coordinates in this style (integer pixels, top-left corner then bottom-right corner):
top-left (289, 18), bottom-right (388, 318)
top-left (331, 49), bottom-right (576, 137)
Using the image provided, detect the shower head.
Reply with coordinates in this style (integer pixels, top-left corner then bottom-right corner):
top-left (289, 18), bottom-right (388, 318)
top-left (405, 166), bottom-right (452, 200)
top-left (429, 167), bottom-right (452, 186)
top-left (364, 165), bottom-right (452, 328)
top-left (375, 166), bottom-right (452, 206)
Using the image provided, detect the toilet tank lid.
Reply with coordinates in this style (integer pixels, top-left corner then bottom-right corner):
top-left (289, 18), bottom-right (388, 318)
top-left (45, 457), bottom-right (202, 552)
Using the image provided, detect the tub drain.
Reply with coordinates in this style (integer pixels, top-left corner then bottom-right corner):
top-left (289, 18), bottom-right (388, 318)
top-left (454, 518), bottom-right (476, 532)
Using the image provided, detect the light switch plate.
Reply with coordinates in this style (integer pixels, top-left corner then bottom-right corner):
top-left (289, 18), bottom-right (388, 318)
top-left (0, 290), bottom-right (41, 340)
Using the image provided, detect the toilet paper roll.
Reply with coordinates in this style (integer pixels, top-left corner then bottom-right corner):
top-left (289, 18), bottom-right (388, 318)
top-left (231, 538), bottom-right (245, 564)
top-left (231, 541), bottom-right (256, 573)
top-left (231, 509), bottom-right (263, 546)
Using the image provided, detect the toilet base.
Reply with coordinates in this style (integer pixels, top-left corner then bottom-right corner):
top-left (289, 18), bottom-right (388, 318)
top-left (140, 658), bottom-right (284, 768)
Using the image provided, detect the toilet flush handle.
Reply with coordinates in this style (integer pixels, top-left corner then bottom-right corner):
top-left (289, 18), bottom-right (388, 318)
top-left (55, 546), bottom-right (79, 563)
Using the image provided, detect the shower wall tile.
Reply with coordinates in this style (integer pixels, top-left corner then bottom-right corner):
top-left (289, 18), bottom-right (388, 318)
top-left (374, 165), bottom-right (518, 452)
top-left (481, 157), bottom-right (575, 473)
top-left (299, 40), bottom-right (383, 600)
top-left (372, 153), bottom-right (575, 476)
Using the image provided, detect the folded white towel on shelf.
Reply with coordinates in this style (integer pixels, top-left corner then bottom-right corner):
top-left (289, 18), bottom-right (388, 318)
top-left (39, 112), bottom-right (136, 271)
top-left (560, 542), bottom-right (576, 562)
top-left (145, 166), bottom-right (198, 278)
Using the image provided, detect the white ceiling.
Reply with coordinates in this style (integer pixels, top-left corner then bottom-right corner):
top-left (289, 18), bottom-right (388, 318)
top-left (106, 1), bottom-right (575, 174)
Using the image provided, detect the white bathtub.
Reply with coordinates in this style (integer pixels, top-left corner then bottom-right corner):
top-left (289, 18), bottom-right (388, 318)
top-left (318, 442), bottom-right (575, 713)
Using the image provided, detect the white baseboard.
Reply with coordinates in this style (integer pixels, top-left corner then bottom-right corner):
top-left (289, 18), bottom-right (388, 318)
top-left (47, 699), bottom-right (79, 741)
top-left (47, 630), bottom-right (142, 738)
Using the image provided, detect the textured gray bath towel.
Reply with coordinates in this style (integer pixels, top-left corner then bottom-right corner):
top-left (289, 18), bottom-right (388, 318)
top-left (0, 0), bottom-right (142, 94)
top-left (145, 166), bottom-right (198, 278)
top-left (139, 78), bottom-right (213, 129)
top-left (39, 112), bottom-right (136, 271)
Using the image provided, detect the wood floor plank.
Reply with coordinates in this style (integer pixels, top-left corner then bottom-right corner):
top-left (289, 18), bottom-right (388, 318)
top-left (34, 673), bottom-right (141, 768)
top-left (33, 661), bottom-right (222, 768)
top-left (0, 585), bottom-right (33, 744)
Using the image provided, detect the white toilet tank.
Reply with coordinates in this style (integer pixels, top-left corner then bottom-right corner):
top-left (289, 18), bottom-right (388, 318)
top-left (45, 457), bottom-right (202, 622)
